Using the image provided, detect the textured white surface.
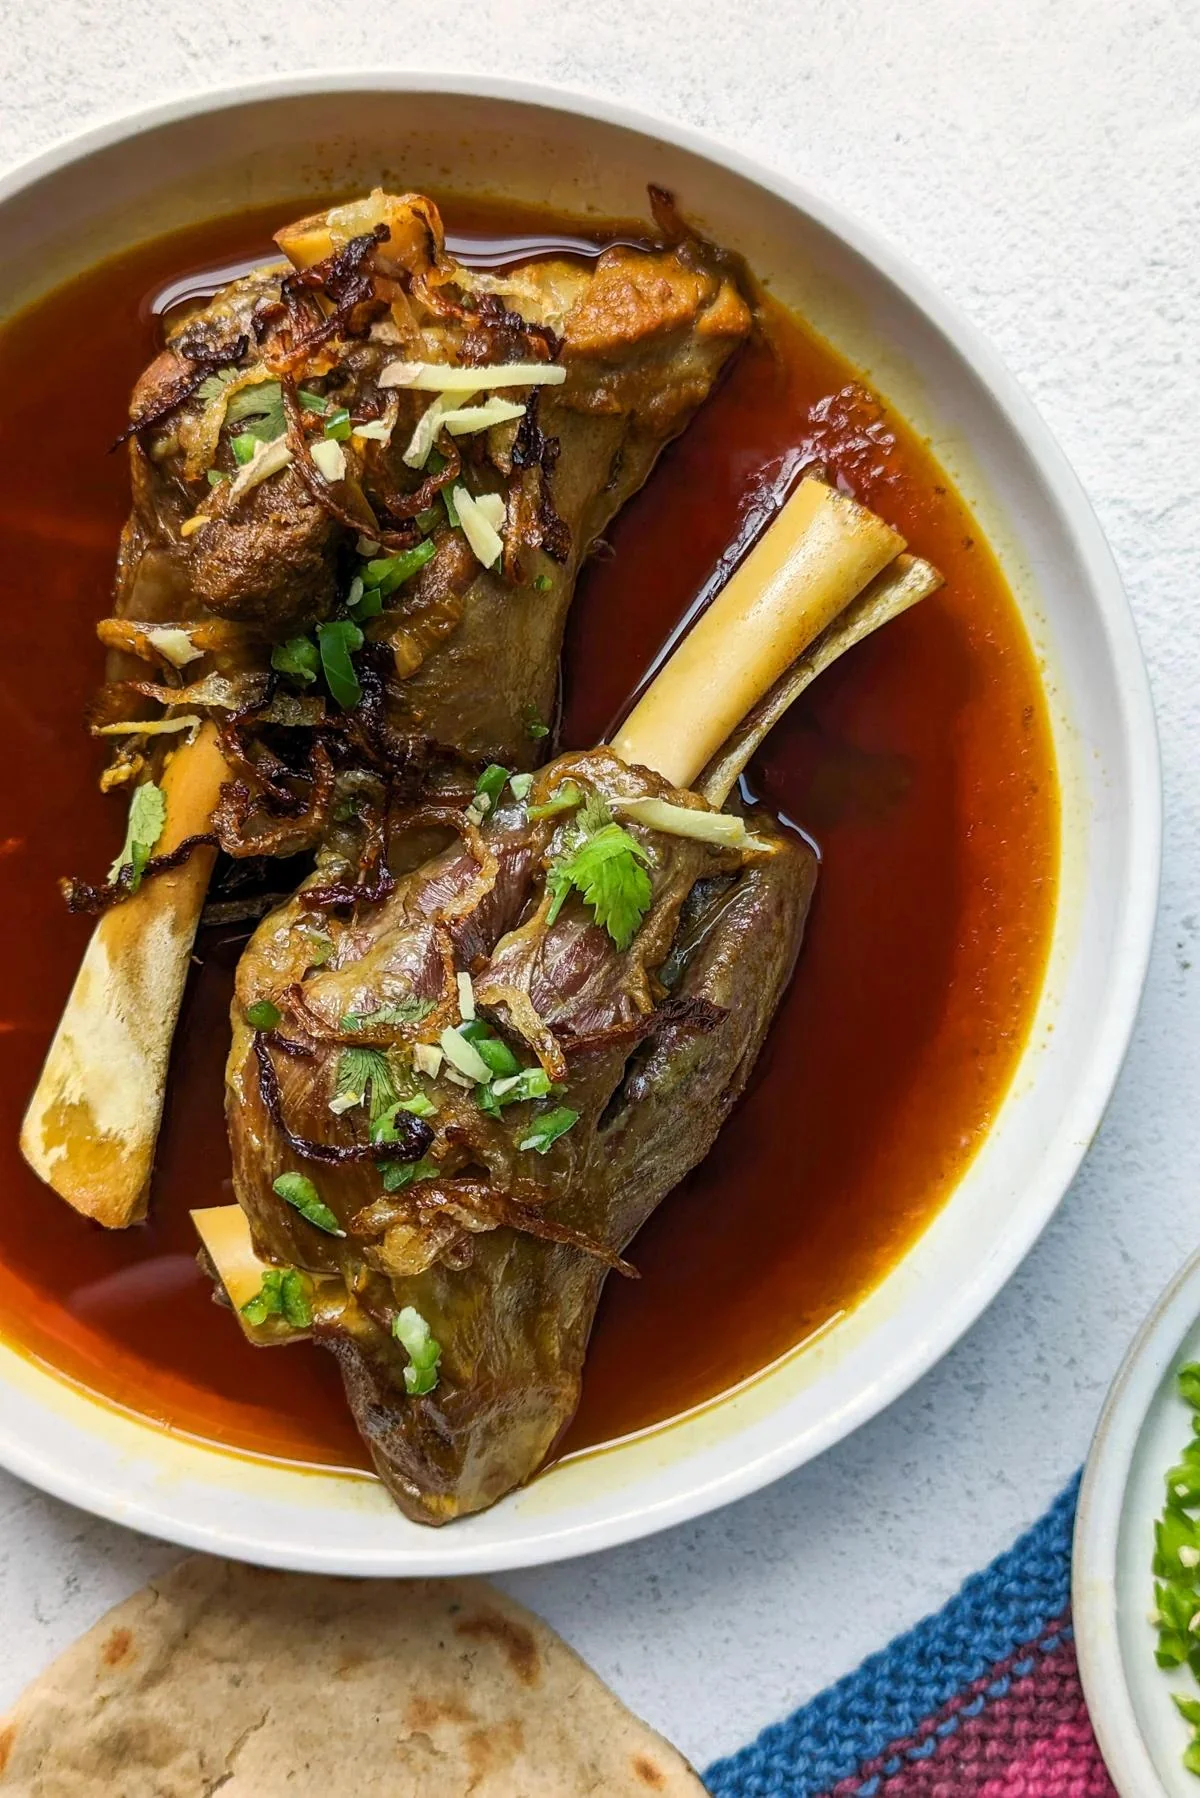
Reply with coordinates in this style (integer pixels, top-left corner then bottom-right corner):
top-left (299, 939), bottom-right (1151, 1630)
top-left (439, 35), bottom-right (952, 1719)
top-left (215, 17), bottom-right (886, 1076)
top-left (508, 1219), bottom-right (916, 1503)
top-left (1, 0), bottom-right (1197, 1771)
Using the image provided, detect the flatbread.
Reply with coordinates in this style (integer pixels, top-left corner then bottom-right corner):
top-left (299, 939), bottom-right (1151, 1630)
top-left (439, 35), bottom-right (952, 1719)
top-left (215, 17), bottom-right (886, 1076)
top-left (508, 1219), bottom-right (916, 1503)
top-left (0, 1558), bottom-right (707, 1795)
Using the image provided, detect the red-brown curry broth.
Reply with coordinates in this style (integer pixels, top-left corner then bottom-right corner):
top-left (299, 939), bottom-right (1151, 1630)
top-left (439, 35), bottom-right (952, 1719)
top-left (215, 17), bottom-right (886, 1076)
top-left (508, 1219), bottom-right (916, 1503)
top-left (558, 315), bottom-right (1057, 1450)
top-left (0, 201), bottom-right (1057, 1475)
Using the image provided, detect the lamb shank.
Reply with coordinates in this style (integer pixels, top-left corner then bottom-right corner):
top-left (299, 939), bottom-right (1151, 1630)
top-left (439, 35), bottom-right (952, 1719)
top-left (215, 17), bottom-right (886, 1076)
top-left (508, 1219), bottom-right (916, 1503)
top-left (21, 189), bottom-right (750, 1227)
top-left (198, 477), bottom-right (942, 1523)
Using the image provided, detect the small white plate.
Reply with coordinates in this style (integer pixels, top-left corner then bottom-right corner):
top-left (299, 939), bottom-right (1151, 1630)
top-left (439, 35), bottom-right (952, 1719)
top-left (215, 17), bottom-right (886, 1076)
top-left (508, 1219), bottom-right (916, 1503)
top-left (1076, 1248), bottom-right (1200, 1797)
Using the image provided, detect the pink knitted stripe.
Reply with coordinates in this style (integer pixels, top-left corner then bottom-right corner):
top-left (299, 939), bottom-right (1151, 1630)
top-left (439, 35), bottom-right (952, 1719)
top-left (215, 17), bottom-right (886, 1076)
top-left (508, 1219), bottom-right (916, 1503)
top-left (977, 1716), bottom-right (1115, 1798)
top-left (824, 1626), bottom-right (1115, 1798)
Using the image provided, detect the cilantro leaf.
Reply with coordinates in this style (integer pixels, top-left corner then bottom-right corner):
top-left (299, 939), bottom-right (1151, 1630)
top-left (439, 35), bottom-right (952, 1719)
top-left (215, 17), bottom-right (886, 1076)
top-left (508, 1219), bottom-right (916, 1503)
top-left (108, 781), bottom-right (166, 892)
top-left (545, 801), bottom-right (652, 949)
top-left (381, 1157), bottom-right (440, 1192)
top-left (272, 1172), bottom-right (345, 1236)
top-left (225, 379), bottom-right (286, 442)
top-left (195, 367), bottom-right (240, 403)
top-left (339, 998), bottom-right (435, 1031)
top-left (334, 1047), bottom-right (399, 1122)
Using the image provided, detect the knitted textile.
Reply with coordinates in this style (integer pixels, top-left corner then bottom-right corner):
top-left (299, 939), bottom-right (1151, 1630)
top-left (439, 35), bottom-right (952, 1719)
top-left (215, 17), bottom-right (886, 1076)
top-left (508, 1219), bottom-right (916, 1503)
top-left (706, 1474), bottom-right (1114, 1798)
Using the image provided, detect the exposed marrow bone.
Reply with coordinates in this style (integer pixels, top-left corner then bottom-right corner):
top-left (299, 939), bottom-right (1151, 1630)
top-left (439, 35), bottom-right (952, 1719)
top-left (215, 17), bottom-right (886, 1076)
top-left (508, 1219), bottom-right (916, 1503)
top-left (611, 476), bottom-right (903, 787)
top-left (192, 1204), bottom-right (344, 1345)
top-left (19, 725), bottom-right (228, 1227)
top-left (696, 551), bottom-right (942, 807)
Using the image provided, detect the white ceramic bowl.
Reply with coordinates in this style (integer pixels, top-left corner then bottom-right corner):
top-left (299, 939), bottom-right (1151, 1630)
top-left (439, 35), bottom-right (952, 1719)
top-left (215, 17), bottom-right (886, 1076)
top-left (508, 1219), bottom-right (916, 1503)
top-left (0, 73), bottom-right (1160, 1575)
top-left (1074, 1252), bottom-right (1200, 1798)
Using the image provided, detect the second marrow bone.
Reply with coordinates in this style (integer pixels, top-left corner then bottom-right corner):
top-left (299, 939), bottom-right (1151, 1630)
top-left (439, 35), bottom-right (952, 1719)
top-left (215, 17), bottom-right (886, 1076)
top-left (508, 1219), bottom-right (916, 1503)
top-left (18, 725), bottom-right (229, 1228)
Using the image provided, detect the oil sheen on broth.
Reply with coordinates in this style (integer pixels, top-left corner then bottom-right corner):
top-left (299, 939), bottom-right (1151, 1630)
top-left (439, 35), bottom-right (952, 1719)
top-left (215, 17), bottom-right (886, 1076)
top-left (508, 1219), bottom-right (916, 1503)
top-left (0, 200), bottom-right (1058, 1471)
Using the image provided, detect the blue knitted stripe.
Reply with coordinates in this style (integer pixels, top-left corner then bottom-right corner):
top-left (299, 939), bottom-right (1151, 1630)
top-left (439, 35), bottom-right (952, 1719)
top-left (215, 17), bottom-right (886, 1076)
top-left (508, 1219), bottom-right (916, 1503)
top-left (705, 1472), bottom-right (1080, 1798)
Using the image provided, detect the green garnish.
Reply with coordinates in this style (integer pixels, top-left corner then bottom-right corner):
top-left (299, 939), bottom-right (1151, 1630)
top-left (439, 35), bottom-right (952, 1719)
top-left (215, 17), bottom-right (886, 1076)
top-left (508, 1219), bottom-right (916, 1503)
top-left (272, 1171), bottom-right (345, 1236)
top-left (347, 575), bottom-right (382, 623)
top-left (316, 619), bottom-right (364, 710)
top-left (339, 998), bottom-right (435, 1031)
top-left (1152, 1361), bottom-right (1200, 1769)
top-left (442, 486), bottom-right (461, 529)
top-left (495, 1068), bottom-right (556, 1103)
top-left (526, 780), bottom-right (582, 822)
top-left (399, 1091), bottom-right (438, 1118)
top-left (225, 380), bottom-right (286, 442)
top-left (518, 1105), bottom-right (580, 1155)
top-left (362, 541), bottom-right (438, 597)
top-left (298, 389), bottom-right (329, 415)
top-left (241, 1268), bottom-right (313, 1329)
top-left (196, 367), bottom-right (239, 403)
top-left (323, 407), bottom-right (352, 440)
top-left (206, 468), bottom-right (230, 486)
top-left (524, 705), bottom-right (550, 741)
top-left (302, 926), bottom-right (334, 969)
top-left (478, 1066), bottom-right (558, 1117)
top-left (370, 1092), bottom-right (438, 1144)
top-left (271, 635), bottom-right (320, 686)
top-left (393, 1306), bottom-right (441, 1396)
top-left (381, 1157), bottom-right (439, 1193)
top-left (335, 1047), bottom-right (399, 1122)
top-left (474, 1033), bottom-right (522, 1078)
top-left (414, 504), bottom-right (442, 535)
top-left (231, 431), bottom-right (259, 466)
top-left (474, 764), bottom-right (511, 812)
top-left (510, 773), bottom-right (533, 801)
top-left (532, 573), bottom-right (553, 591)
top-left (108, 780), bottom-right (166, 893)
top-left (545, 797), bottom-right (652, 949)
top-left (245, 1000), bottom-right (282, 1031)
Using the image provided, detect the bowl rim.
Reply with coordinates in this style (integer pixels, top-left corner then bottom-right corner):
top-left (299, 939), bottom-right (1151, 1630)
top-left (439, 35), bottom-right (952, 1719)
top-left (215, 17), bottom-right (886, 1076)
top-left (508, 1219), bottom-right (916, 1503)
top-left (1073, 1249), bottom-right (1200, 1797)
top-left (0, 68), bottom-right (1163, 1571)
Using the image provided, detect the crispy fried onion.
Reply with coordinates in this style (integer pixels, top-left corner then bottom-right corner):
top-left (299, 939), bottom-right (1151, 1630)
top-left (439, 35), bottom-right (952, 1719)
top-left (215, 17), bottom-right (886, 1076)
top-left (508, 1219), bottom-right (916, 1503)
top-left (116, 331), bottom-right (249, 445)
top-left (456, 290), bottom-right (560, 368)
top-left (302, 783), bottom-right (396, 910)
top-left (259, 227), bottom-right (390, 374)
top-left (254, 1030), bottom-right (435, 1166)
top-left (557, 990), bottom-right (727, 1057)
top-left (351, 1175), bottom-right (635, 1276)
top-left (278, 373), bottom-right (420, 552)
top-left (363, 424), bottom-right (462, 522)
top-left (212, 732), bottom-right (334, 858)
top-left (123, 671), bottom-right (271, 712)
top-left (60, 832), bottom-right (219, 915)
top-left (508, 390), bottom-right (569, 566)
top-left (339, 644), bottom-right (458, 784)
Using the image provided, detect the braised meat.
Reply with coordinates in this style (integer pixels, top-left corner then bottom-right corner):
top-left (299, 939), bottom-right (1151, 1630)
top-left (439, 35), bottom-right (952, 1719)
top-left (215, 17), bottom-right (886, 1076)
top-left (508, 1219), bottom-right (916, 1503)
top-left (106, 191), bottom-right (752, 777)
top-left (226, 751), bottom-right (813, 1521)
top-left (203, 475), bottom-right (942, 1523)
top-left (22, 189), bottom-right (751, 1230)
